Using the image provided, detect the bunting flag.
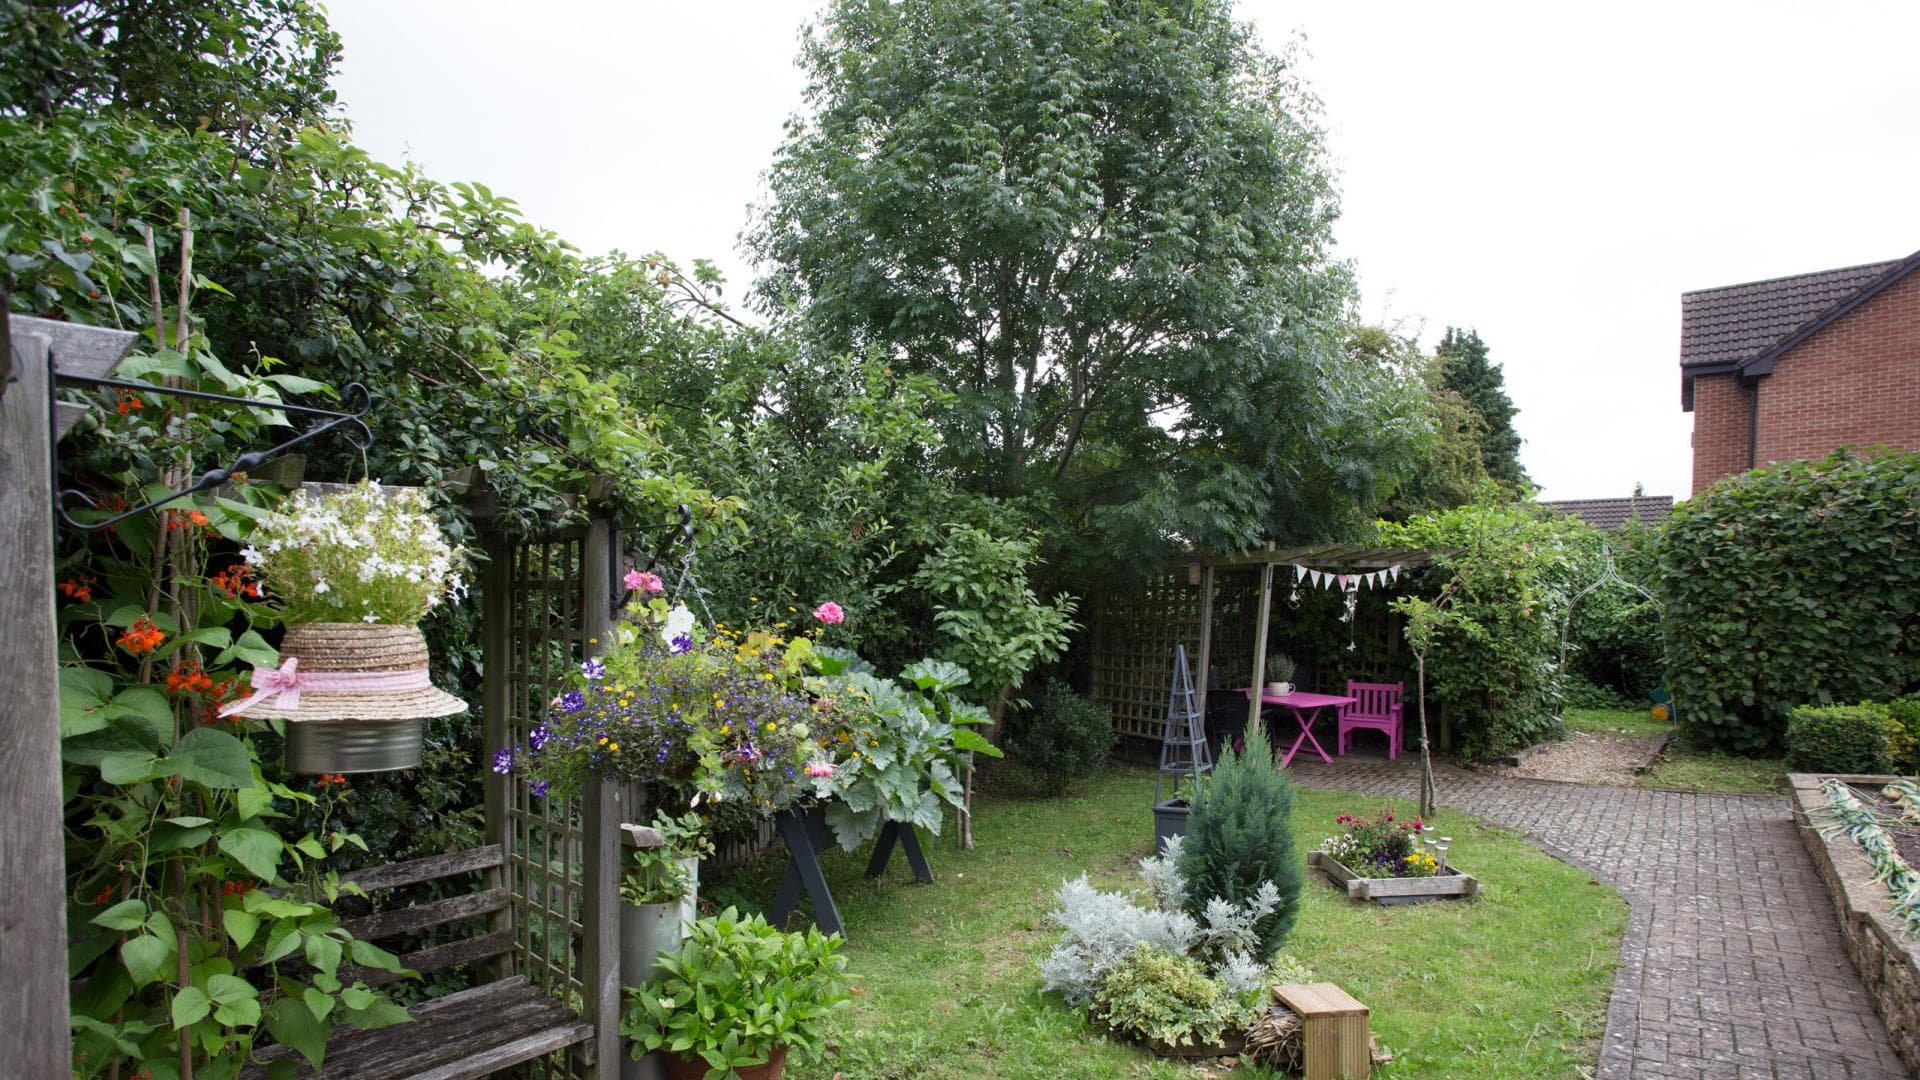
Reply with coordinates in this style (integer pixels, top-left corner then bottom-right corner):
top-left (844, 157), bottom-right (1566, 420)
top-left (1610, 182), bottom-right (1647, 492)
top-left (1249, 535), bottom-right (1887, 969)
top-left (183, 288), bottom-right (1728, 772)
top-left (1285, 563), bottom-right (1407, 591)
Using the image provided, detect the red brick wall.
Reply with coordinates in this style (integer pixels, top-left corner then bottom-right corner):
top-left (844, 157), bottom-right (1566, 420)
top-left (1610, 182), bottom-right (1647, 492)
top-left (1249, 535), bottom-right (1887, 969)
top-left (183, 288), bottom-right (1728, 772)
top-left (1690, 269), bottom-right (1920, 492)
top-left (1690, 372), bottom-right (1752, 494)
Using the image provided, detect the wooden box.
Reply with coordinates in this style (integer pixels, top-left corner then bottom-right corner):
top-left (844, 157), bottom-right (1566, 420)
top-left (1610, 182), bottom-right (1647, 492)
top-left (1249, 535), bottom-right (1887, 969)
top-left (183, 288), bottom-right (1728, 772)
top-left (1309, 849), bottom-right (1479, 904)
top-left (1274, 982), bottom-right (1370, 1080)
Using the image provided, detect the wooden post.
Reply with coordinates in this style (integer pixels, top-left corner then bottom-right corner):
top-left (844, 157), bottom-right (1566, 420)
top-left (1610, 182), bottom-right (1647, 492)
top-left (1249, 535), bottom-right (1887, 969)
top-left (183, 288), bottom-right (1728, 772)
top-left (481, 531), bottom-right (514, 979)
top-left (1247, 555), bottom-right (1275, 734)
top-left (1194, 564), bottom-right (1215, 721)
top-left (580, 514), bottom-right (623, 1075)
top-left (1275, 982), bottom-right (1371, 1080)
top-left (0, 324), bottom-right (72, 1077)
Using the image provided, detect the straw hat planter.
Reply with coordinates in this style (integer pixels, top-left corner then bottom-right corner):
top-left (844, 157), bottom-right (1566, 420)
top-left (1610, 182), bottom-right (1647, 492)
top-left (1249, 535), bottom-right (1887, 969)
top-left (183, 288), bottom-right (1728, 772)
top-left (222, 481), bottom-right (469, 773)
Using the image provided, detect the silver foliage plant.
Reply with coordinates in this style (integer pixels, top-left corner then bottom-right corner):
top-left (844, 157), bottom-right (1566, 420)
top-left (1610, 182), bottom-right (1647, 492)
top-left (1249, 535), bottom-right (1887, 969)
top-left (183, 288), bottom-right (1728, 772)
top-left (1043, 836), bottom-right (1285, 1006)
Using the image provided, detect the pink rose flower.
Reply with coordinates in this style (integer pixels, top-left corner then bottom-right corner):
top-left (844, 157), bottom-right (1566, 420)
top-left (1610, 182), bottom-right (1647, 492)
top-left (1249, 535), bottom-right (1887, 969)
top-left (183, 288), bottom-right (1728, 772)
top-left (813, 601), bottom-right (845, 625)
top-left (624, 570), bottom-right (664, 594)
top-left (805, 760), bottom-right (835, 779)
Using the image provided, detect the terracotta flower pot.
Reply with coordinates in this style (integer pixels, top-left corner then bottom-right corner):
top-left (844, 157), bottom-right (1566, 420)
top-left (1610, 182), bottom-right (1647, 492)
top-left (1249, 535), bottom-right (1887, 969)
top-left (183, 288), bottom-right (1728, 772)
top-left (663, 1045), bottom-right (788, 1080)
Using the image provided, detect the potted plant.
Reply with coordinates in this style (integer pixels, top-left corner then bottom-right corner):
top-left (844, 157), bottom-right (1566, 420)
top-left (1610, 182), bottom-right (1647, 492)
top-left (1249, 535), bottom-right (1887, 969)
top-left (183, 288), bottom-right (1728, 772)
top-left (804, 656), bottom-right (1000, 851)
top-left (222, 481), bottom-right (470, 773)
top-left (1263, 652), bottom-right (1295, 697)
top-left (1309, 807), bottom-right (1479, 904)
top-left (622, 908), bottom-right (851, 1080)
top-left (621, 812), bottom-right (715, 985)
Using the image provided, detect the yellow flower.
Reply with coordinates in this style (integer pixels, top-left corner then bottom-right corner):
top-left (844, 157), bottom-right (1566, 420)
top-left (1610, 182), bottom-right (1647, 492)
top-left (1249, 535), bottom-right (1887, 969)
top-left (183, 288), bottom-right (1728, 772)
top-left (609, 742), bottom-right (620, 752)
top-left (720, 724), bottom-right (730, 735)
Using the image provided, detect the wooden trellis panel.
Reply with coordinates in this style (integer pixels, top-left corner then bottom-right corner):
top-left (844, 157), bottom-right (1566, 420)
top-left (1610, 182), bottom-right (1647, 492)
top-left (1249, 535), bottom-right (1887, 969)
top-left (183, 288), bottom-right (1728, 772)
top-left (482, 518), bottom-right (623, 1077)
top-left (1088, 570), bottom-right (1210, 740)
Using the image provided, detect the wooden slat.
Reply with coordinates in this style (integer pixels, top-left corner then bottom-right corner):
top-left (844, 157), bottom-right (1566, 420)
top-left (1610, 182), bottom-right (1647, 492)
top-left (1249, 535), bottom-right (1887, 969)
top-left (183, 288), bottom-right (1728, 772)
top-left (340, 887), bottom-right (508, 942)
top-left (240, 977), bottom-right (592, 1079)
top-left (346, 845), bottom-right (503, 894)
top-left (341, 930), bottom-right (515, 989)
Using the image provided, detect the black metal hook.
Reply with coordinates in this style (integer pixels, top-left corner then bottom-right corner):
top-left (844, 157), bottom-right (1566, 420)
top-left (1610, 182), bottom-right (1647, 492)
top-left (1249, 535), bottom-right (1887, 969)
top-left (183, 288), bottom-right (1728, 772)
top-left (52, 354), bottom-right (375, 532)
top-left (612, 503), bottom-right (695, 608)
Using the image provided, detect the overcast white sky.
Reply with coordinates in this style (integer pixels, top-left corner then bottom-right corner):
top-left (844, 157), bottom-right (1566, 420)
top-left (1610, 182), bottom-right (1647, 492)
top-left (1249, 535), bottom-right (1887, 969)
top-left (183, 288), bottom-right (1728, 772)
top-left (326, 1), bottom-right (1920, 501)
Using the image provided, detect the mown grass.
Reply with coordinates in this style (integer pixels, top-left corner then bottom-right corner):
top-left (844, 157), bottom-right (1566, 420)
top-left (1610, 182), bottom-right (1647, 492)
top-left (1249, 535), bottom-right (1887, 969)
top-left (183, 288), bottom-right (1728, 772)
top-left (701, 766), bottom-right (1625, 1079)
top-left (1563, 707), bottom-right (1789, 794)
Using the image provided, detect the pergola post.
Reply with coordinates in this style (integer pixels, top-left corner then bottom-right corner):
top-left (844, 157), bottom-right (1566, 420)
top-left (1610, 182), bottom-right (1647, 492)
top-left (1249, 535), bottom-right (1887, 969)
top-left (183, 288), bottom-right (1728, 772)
top-left (1194, 564), bottom-right (1215, 721)
top-left (1246, 553), bottom-right (1275, 732)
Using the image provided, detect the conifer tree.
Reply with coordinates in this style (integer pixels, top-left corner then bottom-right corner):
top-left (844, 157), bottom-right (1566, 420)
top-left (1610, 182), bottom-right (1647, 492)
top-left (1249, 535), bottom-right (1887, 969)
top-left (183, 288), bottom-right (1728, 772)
top-left (1176, 715), bottom-right (1303, 957)
top-left (1437, 327), bottom-right (1530, 491)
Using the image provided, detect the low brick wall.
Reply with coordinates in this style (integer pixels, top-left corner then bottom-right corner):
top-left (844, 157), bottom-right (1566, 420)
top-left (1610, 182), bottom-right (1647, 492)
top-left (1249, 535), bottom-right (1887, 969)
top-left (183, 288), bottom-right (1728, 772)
top-left (1789, 773), bottom-right (1920, 1074)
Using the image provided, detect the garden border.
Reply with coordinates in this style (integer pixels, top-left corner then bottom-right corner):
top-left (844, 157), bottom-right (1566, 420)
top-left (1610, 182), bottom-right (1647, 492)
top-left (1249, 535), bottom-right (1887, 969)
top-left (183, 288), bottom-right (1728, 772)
top-left (1787, 772), bottom-right (1920, 1074)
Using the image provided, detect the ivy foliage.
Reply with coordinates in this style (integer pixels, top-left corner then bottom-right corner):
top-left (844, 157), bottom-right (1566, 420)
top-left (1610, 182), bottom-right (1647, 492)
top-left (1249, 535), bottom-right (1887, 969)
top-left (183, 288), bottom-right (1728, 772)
top-left (1658, 450), bottom-right (1920, 751)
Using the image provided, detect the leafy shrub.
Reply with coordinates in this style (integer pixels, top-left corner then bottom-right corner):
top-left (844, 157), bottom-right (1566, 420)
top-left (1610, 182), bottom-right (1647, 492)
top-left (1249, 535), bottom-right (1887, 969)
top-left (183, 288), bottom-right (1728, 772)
top-left (1177, 716), bottom-right (1302, 957)
top-left (1785, 705), bottom-right (1899, 774)
top-left (1561, 676), bottom-right (1634, 711)
top-left (1661, 450), bottom-right (1920, 751)
top-left (1382, 500), bottom-right (1596, 758)
top-left (621, 908), bottom-right (850, 1074)
top-left (1003, 681), bottom-right (1117, 793)
top-left (1090, 944), bottom-right (1263, 1049)
top-left (1888, 697), bottom-right (1920, 772)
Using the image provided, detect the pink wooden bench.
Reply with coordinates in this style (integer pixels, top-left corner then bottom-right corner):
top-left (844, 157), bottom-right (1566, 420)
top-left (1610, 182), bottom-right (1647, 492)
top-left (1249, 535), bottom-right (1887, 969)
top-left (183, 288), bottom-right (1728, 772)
top-left (1338, 681), bottom-right (1405, 759)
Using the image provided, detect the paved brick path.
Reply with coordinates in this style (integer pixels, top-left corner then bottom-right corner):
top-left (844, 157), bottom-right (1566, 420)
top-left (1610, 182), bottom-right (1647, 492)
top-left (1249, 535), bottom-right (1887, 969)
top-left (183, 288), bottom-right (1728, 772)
top-left (1288, 755), bottom-right (1910, 1079)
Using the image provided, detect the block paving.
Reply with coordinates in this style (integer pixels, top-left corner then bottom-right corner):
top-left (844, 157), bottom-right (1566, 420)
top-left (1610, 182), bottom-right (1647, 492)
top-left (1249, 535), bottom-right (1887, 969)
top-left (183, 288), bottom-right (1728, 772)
top-left (1287, 755), bottom-right (1911, 1079)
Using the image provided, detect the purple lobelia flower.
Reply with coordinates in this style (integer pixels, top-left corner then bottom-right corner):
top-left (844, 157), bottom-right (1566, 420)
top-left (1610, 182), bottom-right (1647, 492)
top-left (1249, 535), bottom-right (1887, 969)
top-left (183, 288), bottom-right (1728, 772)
top-left (492, 747), bottom-right (515, 774)
top-left (558, 690), bottom-right (585, 713)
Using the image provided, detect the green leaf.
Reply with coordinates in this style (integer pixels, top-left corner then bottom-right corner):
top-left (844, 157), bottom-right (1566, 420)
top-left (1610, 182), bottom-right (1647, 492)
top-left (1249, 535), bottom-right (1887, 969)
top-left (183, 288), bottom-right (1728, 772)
top-left (304, 932), bottom-right (342, 976)
top-left (171, 986), bottom-right (211, 1029)
top-left (347, 938), bottom-right (407, 973)
top-left (215, 629), bottom-right (279, 669)
top-left (121, 933), bottom-right (171, 987)
top-left (92, 899), bottom-right (148, 932)
top-left (218, 826), bottom-right (284, 881)
top-left (100, 750), bottom-right (176, 785)
top-left (339, 985), bottom-right (375, 1010)
top-left (223, 909), bottom-right (260, 951)
top-left (208, 973), bottom-right (262, 1027)
top-left (264, 997), bottom-right (328, 1069)
top-left (303, 987), bottom-right (335, 1023)
top-left (174, 726), bottom-right (255, 789)
top-left (341, 997), bottom-right (412, 1030)
top-left (58, 666), bottom-right (116, 737)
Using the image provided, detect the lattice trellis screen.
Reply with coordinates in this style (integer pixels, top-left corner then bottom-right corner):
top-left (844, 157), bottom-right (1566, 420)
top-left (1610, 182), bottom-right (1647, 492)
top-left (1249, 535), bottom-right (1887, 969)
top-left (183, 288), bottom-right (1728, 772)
top-left (482, 520), bottom-right (624, 1078)
top-left (1088, 570), bottom-right (1206, 741)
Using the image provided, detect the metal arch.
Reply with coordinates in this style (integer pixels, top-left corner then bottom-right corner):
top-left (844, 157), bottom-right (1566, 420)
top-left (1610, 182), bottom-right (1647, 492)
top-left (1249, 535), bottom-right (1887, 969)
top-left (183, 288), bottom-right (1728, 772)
top-left (1554, 542), bottom-right (1664, 711)
top-left (50, 356), bottom-right (374, 532)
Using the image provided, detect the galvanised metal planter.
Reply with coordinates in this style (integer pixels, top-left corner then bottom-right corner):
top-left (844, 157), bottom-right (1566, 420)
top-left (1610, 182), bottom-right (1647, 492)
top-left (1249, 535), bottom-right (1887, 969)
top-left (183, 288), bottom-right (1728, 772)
top-left (1153, 799), bottom-right (1190, 854)
top-left (284, 716), bottom-right (424, 774)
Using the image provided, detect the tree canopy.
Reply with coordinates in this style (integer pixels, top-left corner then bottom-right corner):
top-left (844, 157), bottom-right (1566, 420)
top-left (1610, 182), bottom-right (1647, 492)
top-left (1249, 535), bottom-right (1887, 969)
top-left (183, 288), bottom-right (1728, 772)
top-left (1435, 327), bottom-right (1528, 492)
top-left (750, 0), bottom-right (1428, 577)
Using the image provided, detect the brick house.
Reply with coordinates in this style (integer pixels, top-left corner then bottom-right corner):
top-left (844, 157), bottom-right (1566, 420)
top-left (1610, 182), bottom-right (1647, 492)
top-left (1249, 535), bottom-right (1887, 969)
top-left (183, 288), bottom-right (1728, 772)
top-left (1680, 250), bottom-right (1920, 492)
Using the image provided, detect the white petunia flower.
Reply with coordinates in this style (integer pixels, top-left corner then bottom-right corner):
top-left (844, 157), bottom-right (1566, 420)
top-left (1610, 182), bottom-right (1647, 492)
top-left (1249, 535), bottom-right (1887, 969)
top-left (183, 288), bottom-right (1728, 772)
top-left (313, 579), bottom-right (331, 594)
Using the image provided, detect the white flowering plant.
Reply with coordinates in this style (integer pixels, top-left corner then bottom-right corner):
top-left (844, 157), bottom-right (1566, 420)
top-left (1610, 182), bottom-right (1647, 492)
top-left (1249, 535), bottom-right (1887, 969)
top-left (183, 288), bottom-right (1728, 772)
top-left (244, 481), bottom-right (467, 625)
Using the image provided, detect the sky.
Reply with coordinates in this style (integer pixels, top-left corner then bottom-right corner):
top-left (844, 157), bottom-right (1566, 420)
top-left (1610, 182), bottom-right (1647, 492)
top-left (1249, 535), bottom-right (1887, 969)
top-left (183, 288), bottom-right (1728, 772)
top-left (325, 1), bottom-right (1920, 501)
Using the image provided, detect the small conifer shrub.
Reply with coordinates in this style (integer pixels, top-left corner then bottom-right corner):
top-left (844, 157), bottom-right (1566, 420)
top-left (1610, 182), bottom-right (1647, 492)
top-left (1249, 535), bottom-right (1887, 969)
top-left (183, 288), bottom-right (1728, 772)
top-left (1176, 715), bottom-right (1302, 957)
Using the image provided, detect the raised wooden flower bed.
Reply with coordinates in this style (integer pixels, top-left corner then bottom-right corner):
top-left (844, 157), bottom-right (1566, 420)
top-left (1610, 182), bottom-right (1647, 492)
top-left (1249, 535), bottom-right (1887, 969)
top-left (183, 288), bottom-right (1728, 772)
top-left (1309, 850), bottom-right (1479, 905)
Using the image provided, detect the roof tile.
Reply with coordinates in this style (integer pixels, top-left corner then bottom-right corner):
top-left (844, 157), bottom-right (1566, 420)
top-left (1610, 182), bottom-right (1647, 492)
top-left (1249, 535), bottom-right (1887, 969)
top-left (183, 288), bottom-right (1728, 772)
top-left (1680, 260), bottom-right (1899, 368)
top-left (1538, 496), bottom-right (1674, 531)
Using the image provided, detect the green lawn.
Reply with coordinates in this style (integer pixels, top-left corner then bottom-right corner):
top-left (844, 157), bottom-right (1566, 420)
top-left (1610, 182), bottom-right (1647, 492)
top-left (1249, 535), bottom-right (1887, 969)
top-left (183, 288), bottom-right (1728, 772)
top-left (701, 767), bottom-right (1625, 1079)
top-left (1563, 708), bottom-right (1790, 795)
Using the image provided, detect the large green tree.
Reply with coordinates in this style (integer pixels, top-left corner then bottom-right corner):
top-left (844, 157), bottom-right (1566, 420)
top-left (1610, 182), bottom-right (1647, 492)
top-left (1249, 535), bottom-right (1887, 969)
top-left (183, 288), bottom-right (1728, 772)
top-left (750, 0), bottom-right (1424, 577)
top-left (1435, 327), bottom-right (1529, 491)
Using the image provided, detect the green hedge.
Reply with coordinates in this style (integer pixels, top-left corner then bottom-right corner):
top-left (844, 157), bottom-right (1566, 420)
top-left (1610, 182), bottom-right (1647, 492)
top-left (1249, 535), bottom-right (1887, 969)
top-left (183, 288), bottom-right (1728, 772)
top-left (1785, 704), bottom-right (1899, 774)
top-left (1659, 450), bottom-right (1920, 751)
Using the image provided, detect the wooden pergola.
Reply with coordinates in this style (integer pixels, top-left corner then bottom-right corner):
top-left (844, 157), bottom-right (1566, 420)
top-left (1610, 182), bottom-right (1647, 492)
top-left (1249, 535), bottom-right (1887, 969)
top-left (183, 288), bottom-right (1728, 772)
top-left (1192, 543), bottom-right (1455, 726)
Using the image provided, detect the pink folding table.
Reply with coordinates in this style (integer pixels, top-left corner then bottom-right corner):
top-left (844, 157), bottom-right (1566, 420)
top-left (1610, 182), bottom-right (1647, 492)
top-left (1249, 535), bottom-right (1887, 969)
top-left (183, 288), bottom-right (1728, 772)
top-left (1243, 689), bottom-right (1358, 766)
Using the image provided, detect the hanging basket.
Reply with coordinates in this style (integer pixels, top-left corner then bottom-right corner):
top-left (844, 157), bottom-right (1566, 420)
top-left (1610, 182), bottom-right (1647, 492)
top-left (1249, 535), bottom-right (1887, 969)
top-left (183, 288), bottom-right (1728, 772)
top-left (227, 622), bottom-right (468, 774)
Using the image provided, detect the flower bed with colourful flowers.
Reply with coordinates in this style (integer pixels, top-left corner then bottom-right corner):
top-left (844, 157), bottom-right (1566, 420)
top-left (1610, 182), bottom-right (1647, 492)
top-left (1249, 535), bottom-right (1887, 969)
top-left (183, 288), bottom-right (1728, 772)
top-left (1315, 808), bottom-right (1440, 878)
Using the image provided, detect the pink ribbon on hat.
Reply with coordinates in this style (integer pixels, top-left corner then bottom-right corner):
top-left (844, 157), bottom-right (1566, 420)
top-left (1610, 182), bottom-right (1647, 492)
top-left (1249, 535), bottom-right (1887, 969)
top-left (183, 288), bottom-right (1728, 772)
top-left (218, 657), bottom-right (434, 717)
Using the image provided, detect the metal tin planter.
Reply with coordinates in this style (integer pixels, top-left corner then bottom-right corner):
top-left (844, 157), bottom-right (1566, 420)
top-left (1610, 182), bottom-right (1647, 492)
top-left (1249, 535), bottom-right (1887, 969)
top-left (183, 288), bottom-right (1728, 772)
top-left (284, 716), bottom-right (424, 774)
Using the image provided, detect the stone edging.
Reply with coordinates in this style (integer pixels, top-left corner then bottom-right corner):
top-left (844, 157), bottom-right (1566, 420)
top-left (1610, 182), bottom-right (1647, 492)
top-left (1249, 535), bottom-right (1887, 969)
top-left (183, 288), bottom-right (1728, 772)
top-left (1788, 772), bottom-right (1920, 1075)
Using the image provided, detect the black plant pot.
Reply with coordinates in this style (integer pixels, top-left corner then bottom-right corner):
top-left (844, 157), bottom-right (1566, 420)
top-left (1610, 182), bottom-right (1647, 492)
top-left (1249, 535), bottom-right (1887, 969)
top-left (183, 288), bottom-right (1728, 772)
top-left (1153, 799), bottom-right (1189, 854)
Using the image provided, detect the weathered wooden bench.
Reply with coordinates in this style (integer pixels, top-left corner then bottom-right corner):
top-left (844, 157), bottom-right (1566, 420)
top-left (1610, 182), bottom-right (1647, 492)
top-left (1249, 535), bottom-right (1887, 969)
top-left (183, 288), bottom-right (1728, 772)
top-left (241, 844), bottom-right (595, 1079)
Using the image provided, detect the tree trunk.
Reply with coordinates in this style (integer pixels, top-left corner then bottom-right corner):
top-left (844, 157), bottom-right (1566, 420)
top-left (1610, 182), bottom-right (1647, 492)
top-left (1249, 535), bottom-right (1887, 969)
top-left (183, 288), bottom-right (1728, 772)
top-left (957, 692), bottom-right (1008, 851)
top-left (1416, 651), bottom-right (1435, 820)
